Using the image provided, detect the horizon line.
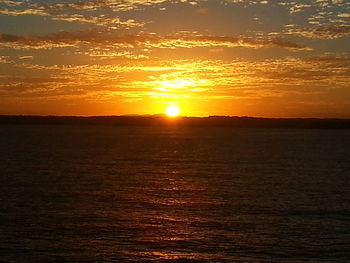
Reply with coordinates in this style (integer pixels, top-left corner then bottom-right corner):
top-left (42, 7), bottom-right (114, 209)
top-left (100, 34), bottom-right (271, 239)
top-left (1, 114), bottom-right (350, 120)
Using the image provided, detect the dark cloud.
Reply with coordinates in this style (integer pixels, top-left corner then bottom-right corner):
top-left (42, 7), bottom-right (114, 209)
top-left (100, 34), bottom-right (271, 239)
top-left (0, 31), bottom-right (311, 50)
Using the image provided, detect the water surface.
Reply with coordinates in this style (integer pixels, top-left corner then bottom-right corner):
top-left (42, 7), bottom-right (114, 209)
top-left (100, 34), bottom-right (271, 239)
top-left (0, 125), bottom-right (349, 262)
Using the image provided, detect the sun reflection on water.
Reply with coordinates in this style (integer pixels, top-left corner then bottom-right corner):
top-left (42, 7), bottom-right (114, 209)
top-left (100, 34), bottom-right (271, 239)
top-left (116, 164), bottom-right (220, 261)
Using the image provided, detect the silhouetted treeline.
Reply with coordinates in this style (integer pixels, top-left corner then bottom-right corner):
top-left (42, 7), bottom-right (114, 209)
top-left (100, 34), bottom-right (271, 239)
top-left (0, 115), bottom-right (350, 129)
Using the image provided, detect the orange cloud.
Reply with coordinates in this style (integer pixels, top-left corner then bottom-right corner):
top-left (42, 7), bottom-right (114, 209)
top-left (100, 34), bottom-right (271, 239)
top-left (287, 25), bottom-right (350, 39)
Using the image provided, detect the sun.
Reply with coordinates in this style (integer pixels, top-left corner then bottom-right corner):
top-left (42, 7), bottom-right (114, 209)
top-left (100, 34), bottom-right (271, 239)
top-left (165, 105), bottom-right (180, 117)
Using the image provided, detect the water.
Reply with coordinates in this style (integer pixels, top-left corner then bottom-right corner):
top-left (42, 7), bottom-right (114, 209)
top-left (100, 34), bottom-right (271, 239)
top-left (0, 125), bottom-right (349, 262)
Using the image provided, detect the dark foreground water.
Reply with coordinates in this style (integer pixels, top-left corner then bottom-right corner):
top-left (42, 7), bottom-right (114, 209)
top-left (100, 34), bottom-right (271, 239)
top-left (0, 125), bottom-right (349, 262)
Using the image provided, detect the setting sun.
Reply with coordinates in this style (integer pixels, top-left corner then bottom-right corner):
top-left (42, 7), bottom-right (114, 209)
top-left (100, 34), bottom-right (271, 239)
top-left (165, 105), bottom-right (180, 117)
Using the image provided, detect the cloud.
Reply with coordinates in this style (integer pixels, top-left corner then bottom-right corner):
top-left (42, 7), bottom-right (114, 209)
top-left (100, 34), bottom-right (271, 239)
top-left (0, 31), bottom-right (311, 50)
top-left (50, 14), bottom-right (143, 29)
top-left (287, 25), bottom-right (350, 39)
top-left (278, 0), bottom-right (349, 32)
top-left (0, 8), bottom-right (47, 16)
top-left (18, 55), bottom-right (33, 60)
top-left (0, 55), bottom-right (10, 63)
top-left (289, 3), bottom-right (311, 14)
top-left (40, 0), bottom-right (194, 12)
top-left (0, 0), bottom-right (171, 14)
top-left (2, 54), bottom-right (349, 103)
top-left (0, 8), bottom-right (143, 29)
top-left (337, 13), bottom-right (350, 18)
top-left (0, 0), bottom-right (24, 7)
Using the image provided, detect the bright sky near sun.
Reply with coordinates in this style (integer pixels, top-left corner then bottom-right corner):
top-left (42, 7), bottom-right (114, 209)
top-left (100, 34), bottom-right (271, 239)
top-left (0, 0), bottom-right (349, 117)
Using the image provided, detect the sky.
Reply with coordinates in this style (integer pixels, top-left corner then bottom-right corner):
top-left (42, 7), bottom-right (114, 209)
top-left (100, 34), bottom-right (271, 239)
top-left (0, 0), bottom-right (349, 117)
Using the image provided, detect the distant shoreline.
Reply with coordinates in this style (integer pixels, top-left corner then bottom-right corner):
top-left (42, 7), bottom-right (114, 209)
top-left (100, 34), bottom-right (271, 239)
top-left (1, 115), bottom-right (350, 129)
